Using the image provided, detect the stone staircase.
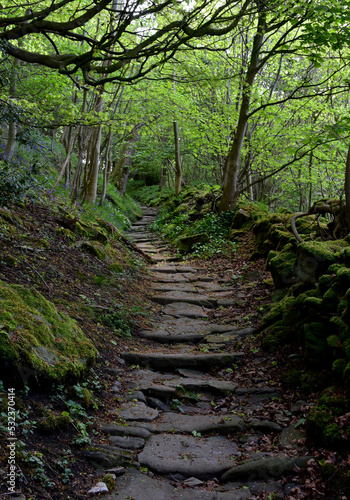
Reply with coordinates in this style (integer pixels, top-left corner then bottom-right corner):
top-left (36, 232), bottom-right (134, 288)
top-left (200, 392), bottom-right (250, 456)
top-left (88, 207), bottom-right (311, 499)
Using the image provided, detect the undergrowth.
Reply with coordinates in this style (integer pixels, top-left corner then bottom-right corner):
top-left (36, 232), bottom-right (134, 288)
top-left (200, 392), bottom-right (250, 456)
top-left (148, 196), bottom-right (237, 258)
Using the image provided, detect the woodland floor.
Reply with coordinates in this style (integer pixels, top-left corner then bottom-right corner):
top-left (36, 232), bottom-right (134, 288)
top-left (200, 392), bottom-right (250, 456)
top-left (0, 202), bottom-right (348, 499)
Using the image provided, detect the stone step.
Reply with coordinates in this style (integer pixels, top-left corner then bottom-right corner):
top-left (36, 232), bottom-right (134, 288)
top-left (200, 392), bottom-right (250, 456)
top-left (128, 368), bottom-right (238, 398)
top-left (138, 318), bottom-right (230, 343)
top-left (161, 302), bottom-right (208, 318)
top-left (138, 433), bottom-right (240, 479)
top-left (221, 456), bottom-right (312, 482)
top-left (120, 351), bottom-right (244, 370)
top-left (151, 273), bottom-right (190, 283)
top-left (98, 468), bottom-right (253, 499)
top-left (151, 291), bottom-right (214, 308)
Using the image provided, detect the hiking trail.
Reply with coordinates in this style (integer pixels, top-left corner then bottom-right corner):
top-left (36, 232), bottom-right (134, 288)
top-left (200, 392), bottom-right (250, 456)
top-left (88, 208), bottom-right (311, 499)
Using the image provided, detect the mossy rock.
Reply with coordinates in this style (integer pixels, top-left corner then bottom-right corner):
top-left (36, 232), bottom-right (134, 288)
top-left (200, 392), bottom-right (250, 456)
top-left (261, 295), bottom-right (296, 328)
top-left (261, 322), bottom-right (291, 351)
top-left (67, 385), bottom-right (94, 407)
top-left (231, 208), bottom-right (252, 229)
top-left (76, 241), bottom-right (112, 262)
top-left (0, 281), bottom-right (97, 386)
top-left (267, 246), bottom-right (296, 289)
top-left (303, 322), bottom-right (329, 366)
top-left (102, 473), bottom-right (116, 492)
top-left (55, 227), bottom-right (75, 241)
top-left (37, 413), bottom-right (71, 434)
top-left (178, 233), bottom-right (210, 253)
top-left (294, 240), bottom-right (349, 285)
top-left (229, 229), bottom-right (247, 240)
top-left (75, 220), bottom-right (108, 244)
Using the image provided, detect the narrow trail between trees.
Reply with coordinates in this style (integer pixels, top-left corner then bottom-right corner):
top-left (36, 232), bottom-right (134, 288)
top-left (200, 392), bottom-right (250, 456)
top-left (94, 208), bottom-right (311, 500)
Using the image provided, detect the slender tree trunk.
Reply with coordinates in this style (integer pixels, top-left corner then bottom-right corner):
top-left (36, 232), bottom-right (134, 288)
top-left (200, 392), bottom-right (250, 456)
top-left (219, 11), bottom-right (266, 212)
top-left (110, 126), bottom-right (140, 195)
top-left (54, 127), bottom-right (77, 189)
top-left (308, 151), bottom-right (313, 208)
top-left (159, 166), bottom-right (167, 189)
top-left (345, 143), bottom-right (350, 231)
top-left (86, 124), bottom-right (102, 204)
top-left (173, 121), bottom-right (182, 196)
top-left (4, 58), bottom-right (20, 160)
top-left (100, 127), bottom-right (113, 204)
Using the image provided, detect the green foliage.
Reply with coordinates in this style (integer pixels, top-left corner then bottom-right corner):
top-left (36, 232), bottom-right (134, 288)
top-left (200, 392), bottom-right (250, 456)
top-left (98, 308), bottom-right (131, 338)
top-left (307, 388), bottom-right (350, 448)
top-left (146, 186), bottom-right (237, 257)
top-left (128, 184), bottom-right (174, 206)
top-left (0, 159), bottom-right (39, 206)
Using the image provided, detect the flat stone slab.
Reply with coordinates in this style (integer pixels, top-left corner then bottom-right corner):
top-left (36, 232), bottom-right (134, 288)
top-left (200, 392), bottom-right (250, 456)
top-left (151, 283), bottom-right (198, 293)
top-left (195, 281), bottom-right (228, 291)
top-left (151, 291), bottom-right (213, 307)
top-left (217, 299), bottom-right (236, 307)
top-left (109, 435), bottom-right (145, 449)
top-left (117, 401), bottom-right (159, 422)
top-left (120, 352), bottom-right (244, 370)
top-left (175, 266), bottom-right (199, 273)
top-left (99, 468), bottom-right (251, 499)
top-left (221, 456), bottom-right (312, 482)
top-left (162, 302), bottom-right (208, 318)
top-left (204, 328), bottom-right (257, 345)
top-left (138, 434), bottom-right (239, 479)
top-left (151, 265), bottom-right (177, 273)
top-left (279, 425), bottom-right (304, 448)
top-left (101, 423), bottom-right (151, 439)
top-left (140, 319), bottom-right (235, 343)
top-left (152, 273), bottom-right (189, 283)
top-left (139, 413), bottom-right (244, 434)
top-left (129, 370), bottom-right (237, 397)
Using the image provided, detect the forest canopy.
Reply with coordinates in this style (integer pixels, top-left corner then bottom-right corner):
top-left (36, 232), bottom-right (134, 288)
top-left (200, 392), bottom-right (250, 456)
top-left (1, 0), bottom-right (350, 218)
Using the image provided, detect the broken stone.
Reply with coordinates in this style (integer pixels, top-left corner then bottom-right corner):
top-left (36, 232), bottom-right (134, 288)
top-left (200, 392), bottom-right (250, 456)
top-left (147, 396), bottom-right (170, 412)
top-left (183, 477), bottom-right (204, 487)
top-left (105, 467), bottom-right (126, 476)
top-left (88, 482), bottom-right (109, 495)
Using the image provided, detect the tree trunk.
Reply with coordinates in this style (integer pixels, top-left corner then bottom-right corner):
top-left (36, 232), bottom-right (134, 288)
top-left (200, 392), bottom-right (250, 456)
top-left (219, 11), bottom-right (266, 212)
top-left (100, 127), bottom-right (113, 204)
top-left (86, 124), bottom-right (102, 204)
top-left (54, 127), bottom-right (77, 189)
top-left (173, 121), bottom-right (182, 196)
top-left (345, 143), bottom-right (350, 231)
top-left (159, 166), bottom-right (167, 189)
top-left (4, 58), bottom-right (20, 160)
top-left (111, 126), bottom-right (140, 195)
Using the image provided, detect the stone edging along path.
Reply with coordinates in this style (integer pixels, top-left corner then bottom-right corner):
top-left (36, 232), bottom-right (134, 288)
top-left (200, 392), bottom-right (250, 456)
top-left (86, 208), bottom-right (312, 499)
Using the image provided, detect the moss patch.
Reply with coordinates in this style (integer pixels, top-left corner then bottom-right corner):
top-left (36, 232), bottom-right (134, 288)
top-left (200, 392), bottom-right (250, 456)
top-left (0, 281), bottom-right (97, 385)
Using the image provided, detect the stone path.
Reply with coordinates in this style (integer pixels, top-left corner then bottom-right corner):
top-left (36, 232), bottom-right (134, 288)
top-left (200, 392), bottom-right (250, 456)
top-left (87, 207), bottom-right (311, 499)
